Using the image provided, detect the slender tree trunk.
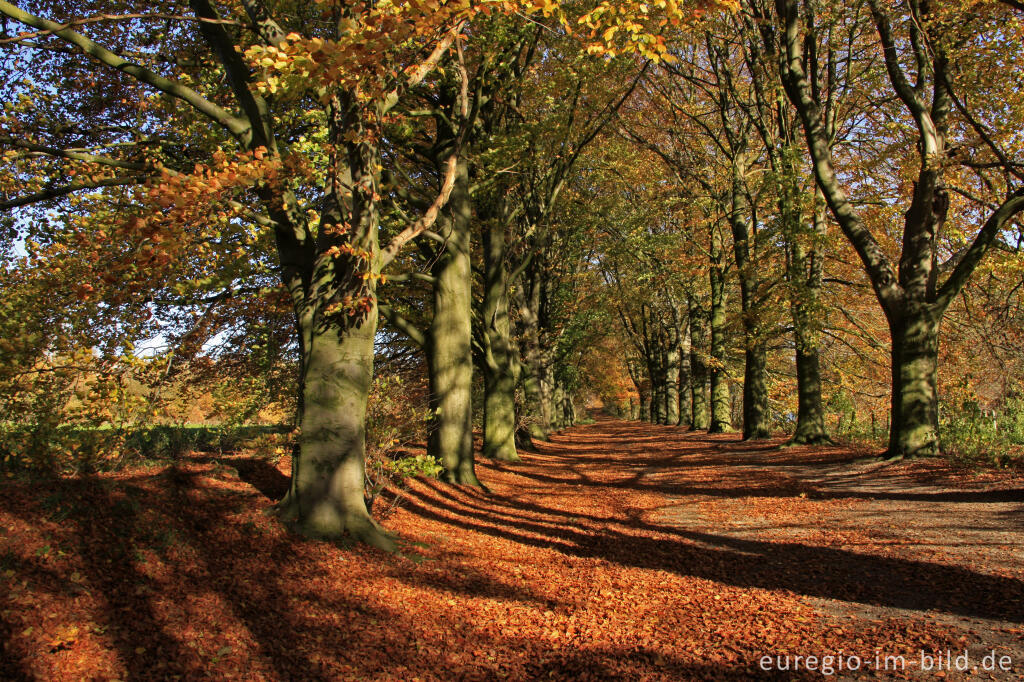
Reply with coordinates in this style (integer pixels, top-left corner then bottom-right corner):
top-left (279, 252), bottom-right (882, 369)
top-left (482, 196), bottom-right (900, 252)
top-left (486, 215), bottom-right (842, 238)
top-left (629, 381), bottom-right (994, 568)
top-left (787, 188), bottom-right (829, 445)
top-left (689, 300), bottom-right (710, 430)
top-left (426, 159), bottom-right (479, 486)
top-left (886, 303), bottom-right (942, 458)
top-left (729, 172), bottom-right (771, 440)
top-left (538, 367), bottom-right (555, 432)
top-left (677, 314), bottom-right (692, 426)
top-left (516, 271), bottom-right (552, 441)
top-left (709, 236), bottom-right (732, 433)
top-left (551, 383), bottom-right (566, 430)
top-left (626, 358), bottom-right (644, 421)
top-left (649, 352), bottom-right (665, 424)
top-left (665, 326), bottom-right (681, 425)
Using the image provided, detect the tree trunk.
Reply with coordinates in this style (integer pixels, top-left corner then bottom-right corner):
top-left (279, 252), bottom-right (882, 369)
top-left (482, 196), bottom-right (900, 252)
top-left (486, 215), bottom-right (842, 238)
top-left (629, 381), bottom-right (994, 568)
top-left (742, 343), bottom-right (771, 439)
top-left (649, 351), bottom-right (665, 425)
top-left (480, 210), bottom-right (520, 461)
top-left (516, 270), bottom-right (552, 441)
top-left (728, 170), bottom-right (770, 440)
top-left (886, 304), bottom-right (942, 458)
top-left (283, 299), bottom-right (396, 551)
top-left (563, 392), bottom-right (576, 426)
top-left (274, 104), bottom-right (396, 550)
top-left (552, 383), bottom-right (566, 430)
top-left (677, 317), bottom-right (692, 427)
top-left (792, 343), bottom-right (828, 443)
top-left (787, 188), bottom-right (829, 444)
top-left (426, 159), bottom-right (479, 486)
top-left (689, 300), bottom-right (710, 430)
top-left (709, 239), bottom-right (732, 433)
top-left (665, 327), bottom-right (681, 425)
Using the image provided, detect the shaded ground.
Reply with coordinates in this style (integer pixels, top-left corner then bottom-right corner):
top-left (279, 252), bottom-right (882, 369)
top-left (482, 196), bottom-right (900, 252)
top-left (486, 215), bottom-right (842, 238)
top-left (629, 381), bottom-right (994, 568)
top-left (2, 417), bottom-right (1022, 680)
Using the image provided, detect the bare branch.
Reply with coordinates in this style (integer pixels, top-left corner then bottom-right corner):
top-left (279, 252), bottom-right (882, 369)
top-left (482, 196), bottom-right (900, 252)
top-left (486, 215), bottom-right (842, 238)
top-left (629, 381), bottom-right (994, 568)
top-left (381, 154), bottom-right (458, 266)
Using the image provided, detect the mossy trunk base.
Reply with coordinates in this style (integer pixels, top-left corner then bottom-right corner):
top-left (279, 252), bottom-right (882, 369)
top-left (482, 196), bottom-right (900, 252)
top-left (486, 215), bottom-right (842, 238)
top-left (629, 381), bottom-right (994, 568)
top-left (886, 309), bottom-right (941, 459)
top-left (284, 312), bottom-right (396, 553)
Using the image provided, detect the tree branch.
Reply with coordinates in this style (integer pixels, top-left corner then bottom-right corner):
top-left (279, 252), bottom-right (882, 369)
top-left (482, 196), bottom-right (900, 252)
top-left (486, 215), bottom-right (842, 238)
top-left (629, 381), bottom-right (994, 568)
top-left (380, 154), bottom-right (458, 266)
top-left (0, 0), bottom-right (252, 142)
top-left (1, 175), bottom-right (141, 209)
top-left (936, 187), bottom-right (1024, 310)
top-left (377, 304), bottom-right (427, 348)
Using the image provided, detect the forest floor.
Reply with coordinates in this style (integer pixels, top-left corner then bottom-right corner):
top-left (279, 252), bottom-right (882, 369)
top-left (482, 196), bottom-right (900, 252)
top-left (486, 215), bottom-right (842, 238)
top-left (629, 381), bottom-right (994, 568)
top-left (1, 417), bottom-right (1023, 680)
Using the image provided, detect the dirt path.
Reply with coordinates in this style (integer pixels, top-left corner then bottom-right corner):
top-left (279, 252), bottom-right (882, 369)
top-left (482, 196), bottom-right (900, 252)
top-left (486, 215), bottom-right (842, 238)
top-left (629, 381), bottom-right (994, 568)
top-left (2, 417), bottom-right (1023, 680)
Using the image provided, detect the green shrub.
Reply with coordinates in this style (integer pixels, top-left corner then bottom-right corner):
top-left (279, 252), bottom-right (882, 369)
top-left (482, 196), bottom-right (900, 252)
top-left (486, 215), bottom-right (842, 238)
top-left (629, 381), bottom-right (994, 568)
top-left (363, 374), bottom-right (439, 518)
top-left (940, 387), bottom-right (1024, 466)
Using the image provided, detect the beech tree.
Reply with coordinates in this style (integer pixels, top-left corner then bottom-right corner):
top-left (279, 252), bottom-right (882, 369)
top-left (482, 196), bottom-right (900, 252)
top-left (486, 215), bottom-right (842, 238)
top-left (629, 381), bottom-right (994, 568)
top-left (1, 0), bottom-right (711, 548)
top-left (755, 0), bottom-right (1024, 456)
top-left (0, 0), bottom-right (506, 548)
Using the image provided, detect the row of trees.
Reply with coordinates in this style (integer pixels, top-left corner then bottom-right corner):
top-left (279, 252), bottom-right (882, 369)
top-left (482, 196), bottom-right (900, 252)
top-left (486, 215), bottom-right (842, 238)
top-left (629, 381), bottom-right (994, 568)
top-left (596, 0), bottom-right (1024, 459)
top-left (2, 0), bottom-right (1023, 549)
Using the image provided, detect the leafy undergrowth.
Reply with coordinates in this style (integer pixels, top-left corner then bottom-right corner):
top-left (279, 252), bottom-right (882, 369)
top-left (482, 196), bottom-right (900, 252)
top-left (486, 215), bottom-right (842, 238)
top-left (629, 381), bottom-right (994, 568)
top-left (2, 419), bottom-right (1023, 680)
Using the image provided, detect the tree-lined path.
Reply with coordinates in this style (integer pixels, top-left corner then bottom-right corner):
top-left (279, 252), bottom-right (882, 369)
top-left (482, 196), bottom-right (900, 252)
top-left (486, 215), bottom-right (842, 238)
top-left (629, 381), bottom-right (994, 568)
top-left (3, 417), bottom-right (1022, 679)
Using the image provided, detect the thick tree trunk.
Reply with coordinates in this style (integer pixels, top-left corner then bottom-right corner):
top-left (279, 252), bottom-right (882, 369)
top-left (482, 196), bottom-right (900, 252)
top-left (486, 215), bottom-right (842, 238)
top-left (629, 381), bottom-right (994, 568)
top-left (426, 159), bottom-right (479, 486)
top-left (283, 302), bottom-right (396, 551)
top-left (516, 271), bottom-right (552, 441)
top-left (886, 304), bottom-right (942, 458)
top-left (742, 342), bottom-right (771, 439)
top-left (274, 107), bottom-right (397, 550)
top-left (480, 212), bottom-right (520, 461)
top-left (552, 382), bottom-right (575, 429)
top-left (563, 392), bottom-right (576, 426)
top-left (792, 343), bottom-right (828, 444)
top-left (482, 339), bottom-right (519, 460)
top-left (788, 193), bottom-right (829, 444)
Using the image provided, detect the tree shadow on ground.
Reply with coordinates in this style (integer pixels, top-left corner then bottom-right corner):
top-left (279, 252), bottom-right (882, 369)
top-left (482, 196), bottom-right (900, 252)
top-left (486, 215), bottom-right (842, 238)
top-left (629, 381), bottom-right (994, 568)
top-left (399, 480), bottom-right (1024, 623)
top-left (2, 461), bottom-right (790, 680)
top-left (394, 418), bottom-right (1024, 624)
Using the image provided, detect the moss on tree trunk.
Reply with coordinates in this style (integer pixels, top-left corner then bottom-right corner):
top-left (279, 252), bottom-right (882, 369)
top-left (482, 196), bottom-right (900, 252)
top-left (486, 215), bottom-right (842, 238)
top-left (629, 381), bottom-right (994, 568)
top-left (427, 159), bottom-right (479, 485)
top-left (479, 205), bottom-right (519, 461)
top-left (282, 300), bottom-right (396, 552)
top-left (886, 305), bottom-right (942, 458)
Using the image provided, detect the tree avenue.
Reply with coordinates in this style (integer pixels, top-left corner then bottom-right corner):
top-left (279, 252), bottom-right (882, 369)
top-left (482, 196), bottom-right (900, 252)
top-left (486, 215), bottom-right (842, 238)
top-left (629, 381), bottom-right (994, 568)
top-left (2, 0), bottom-right (1023, 551)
